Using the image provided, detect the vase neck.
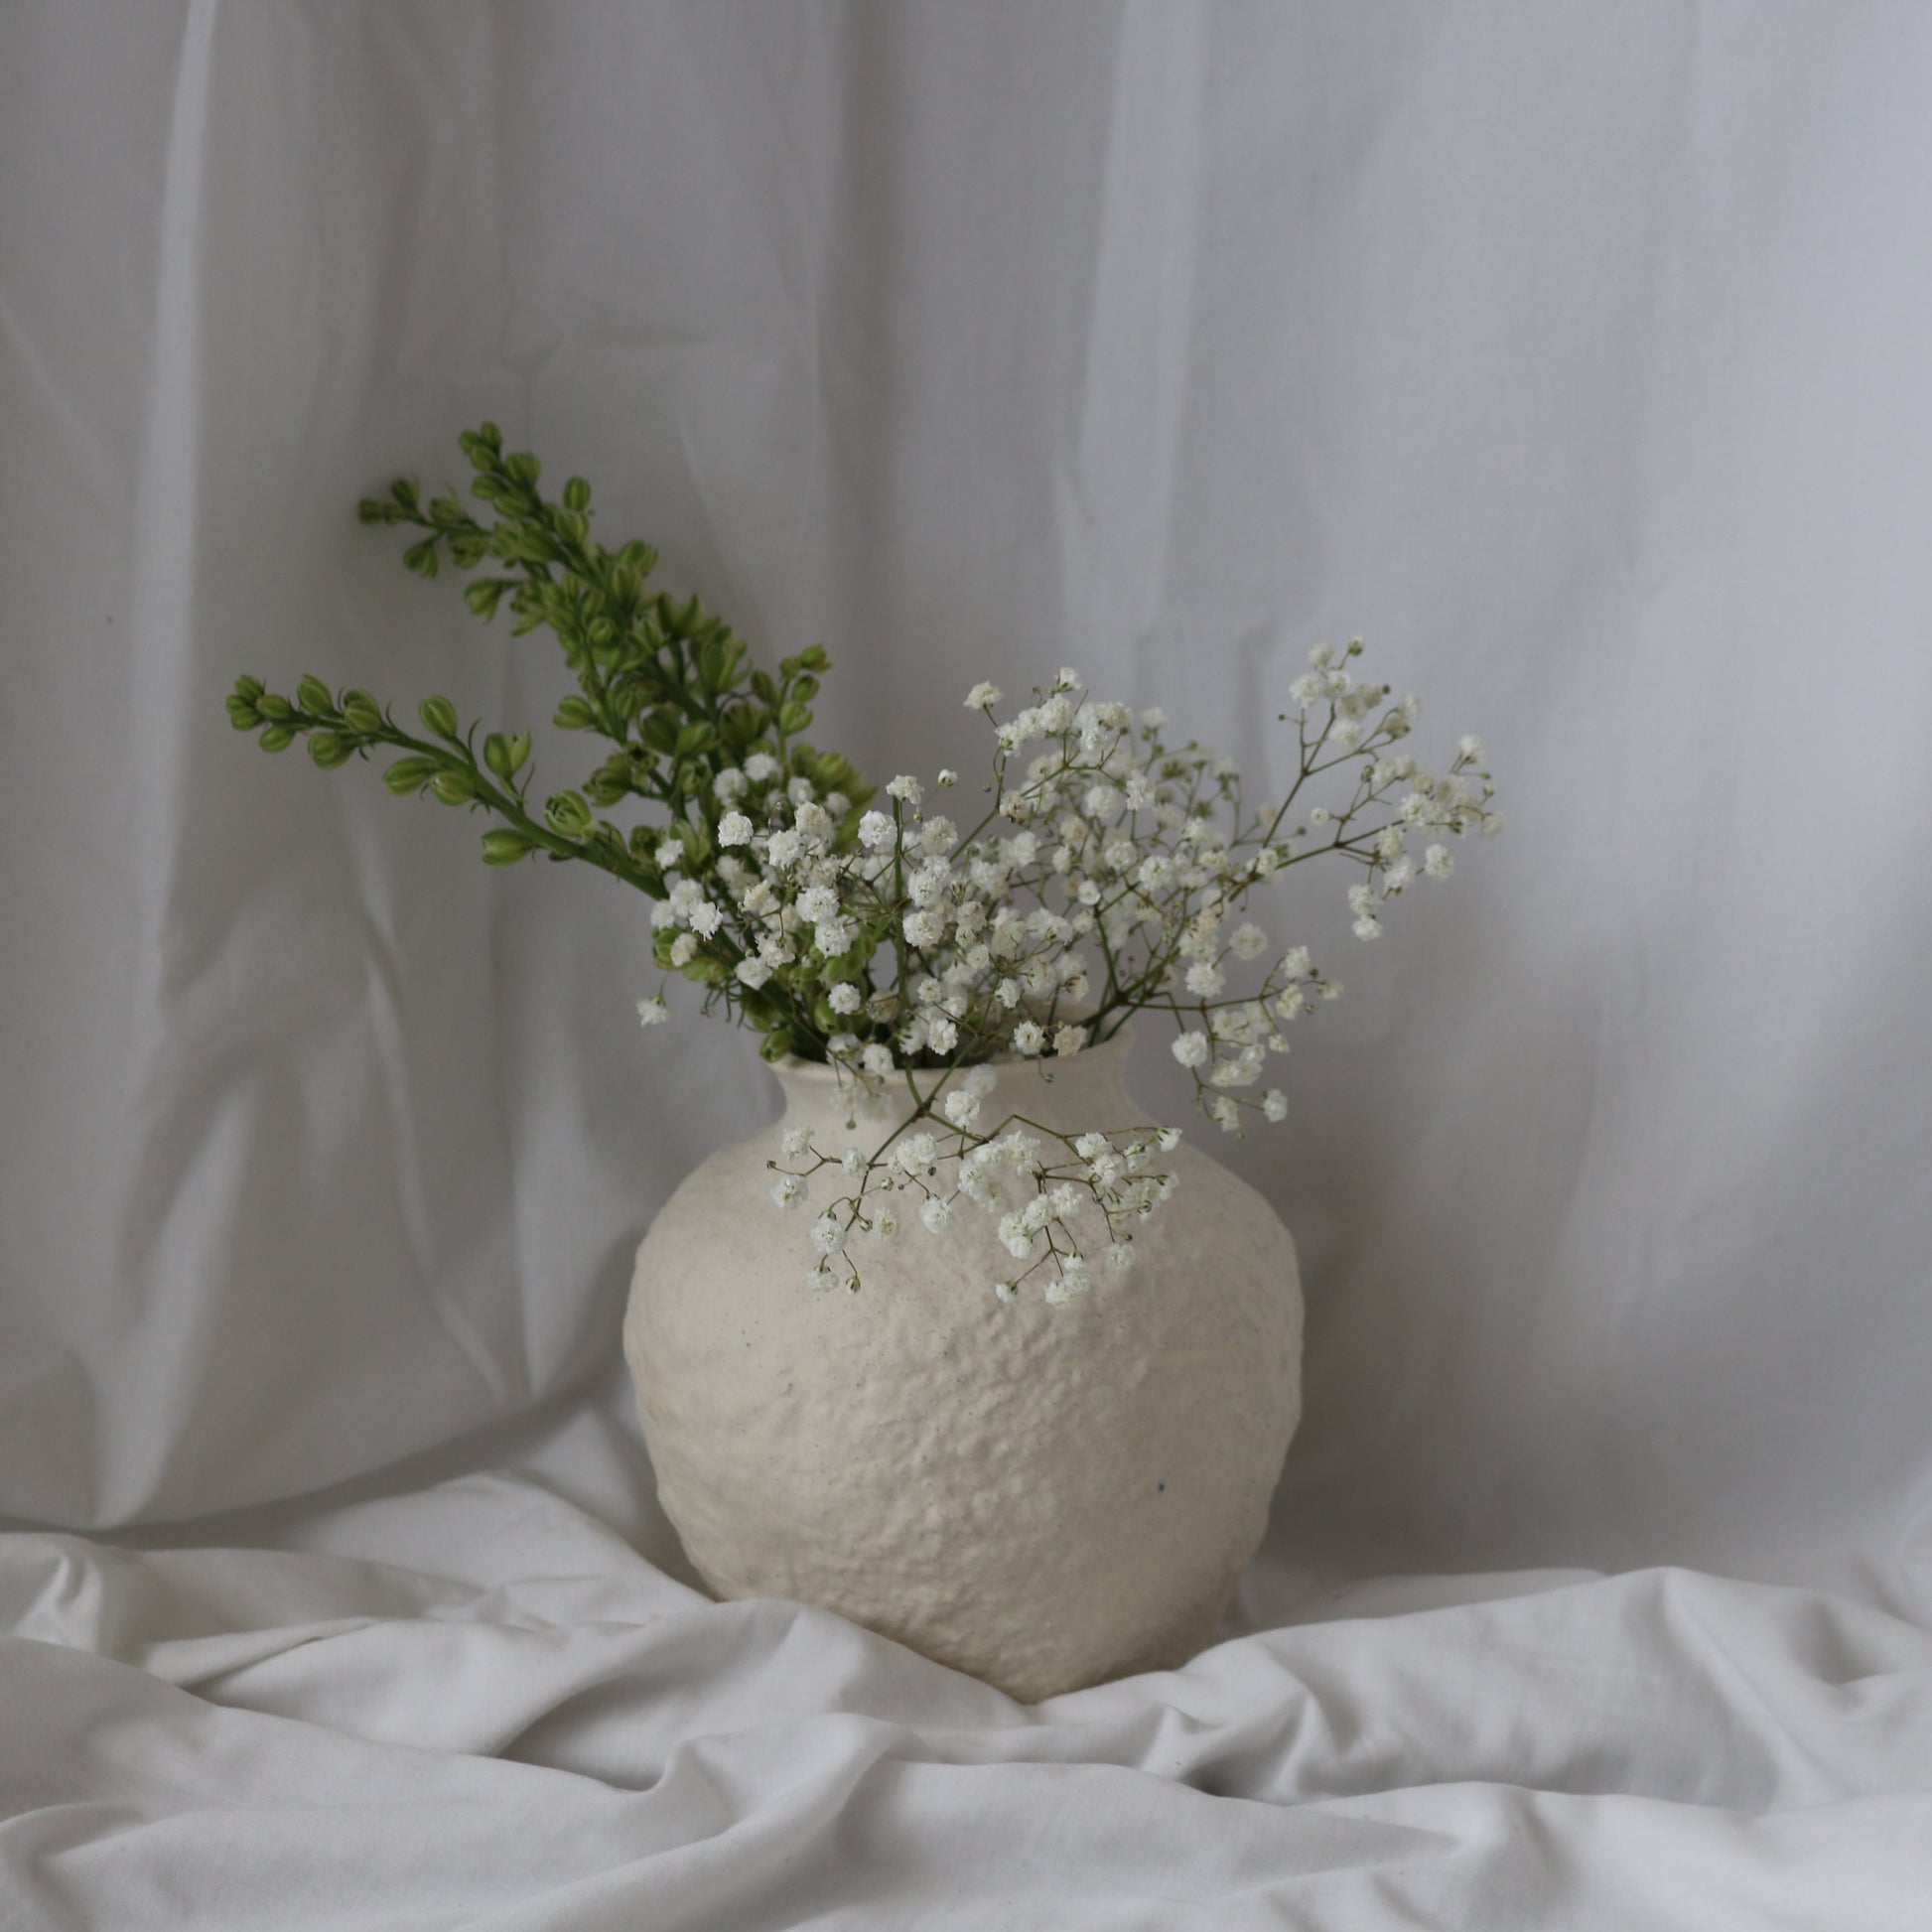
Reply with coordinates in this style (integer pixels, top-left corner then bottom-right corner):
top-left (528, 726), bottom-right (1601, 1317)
top-left (769, 1031), bottom-right (1142, 1149)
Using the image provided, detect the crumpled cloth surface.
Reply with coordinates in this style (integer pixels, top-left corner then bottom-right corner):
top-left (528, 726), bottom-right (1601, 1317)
top-left (6, 1413), bottom-right (1930, 1930)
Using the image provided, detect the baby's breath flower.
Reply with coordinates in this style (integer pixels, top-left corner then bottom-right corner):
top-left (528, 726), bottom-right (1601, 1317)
top-left (828, 983), bottom-right (863, 1015)
top-left (1262, 1089), bottom-right (1288, 1122)
top-left (894, 1132), bottom-right (939, 1174)
top-left (920, 1197), bottom-right (953, 1234)
top-left (636, 995), bottom-right (669, 1027)
top-left (770, 1173), bottom-right (808, 1209)
top-left (886, 774), bottom-right (924, 805)
top-left (965, 681), bottom-right (1003, 711)
top-left (861, 1043), bottom-right (895, 1077)
top-left (1011, 1020), bottom-right (1045, 1056)
top-left (1424, 843), bottom-right (1453, 879)
top-left (718, 811), bottom-right (753, 847)
top-left (1053, 1024), bottom-right (1087, 1056)
top-left (1172, 1032), bottom-right (1210, 1068)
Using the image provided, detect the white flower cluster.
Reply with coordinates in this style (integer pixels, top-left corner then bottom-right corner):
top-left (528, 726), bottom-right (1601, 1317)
top-left (768, 1085), bottom-right (1187, 1304)
top-left (641, 645), bottom-right (1500, 1304)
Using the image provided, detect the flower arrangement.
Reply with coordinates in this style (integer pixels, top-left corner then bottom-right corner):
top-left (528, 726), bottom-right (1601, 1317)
top-left (230, 425), bottom-right (1501, 1305)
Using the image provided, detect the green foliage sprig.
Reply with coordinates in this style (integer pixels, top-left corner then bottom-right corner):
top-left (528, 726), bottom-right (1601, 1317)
top-left (229, 422), bottom-right (872, 1058)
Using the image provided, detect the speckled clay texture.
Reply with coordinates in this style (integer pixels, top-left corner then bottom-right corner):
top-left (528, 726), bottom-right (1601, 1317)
top-left (624, 1032), bottom-right (1302, 1703)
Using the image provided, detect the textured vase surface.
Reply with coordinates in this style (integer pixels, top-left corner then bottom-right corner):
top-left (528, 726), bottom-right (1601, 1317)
top-left (623, 1031), bottom-right (1303, 1702)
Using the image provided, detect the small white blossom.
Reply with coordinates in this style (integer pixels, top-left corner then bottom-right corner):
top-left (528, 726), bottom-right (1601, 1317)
top-left (810, 1214), bottom-right (845, 1255)
top-left (1458, 735), bottom-right (1485, 762)
top-left (965, 682), bottom-right (1004, 712)
top-left (886, 774), bottom-right (924, 805)
top-left (993, 1279), bottom-right (1019, 1303)
top-left (894, 1132), bottom-right (939, 1174)
top-left (861, 1043), bottom-right (896, 1077)
top-left (1011, 1020), bottom-right (1045, 1056)
top-left (635, 995), bottom-right (669, 1027)
top-left (1172, 1032), bottom-right (1210, 1068)
top-left (1262, 1089), bottom-right (1289, 1122)
top-left (1424, 843), bottom-right (1453, 879)
top-left (718, 811), bottom-right (753, 847)
top-left (736, 957), bottom-right (772, 989)
top-left (744, 753), bottom-right (781, 782)
top-left (1352, 915), bottom-right (1382, 941)
top-left (655, 838), bottom-right (683, 869)
top-left (920, 1197), bottom-right (953, 1235)
top-left (1053, 1023), bottom-right (1087, 1056)
top-left (942, 1088), bottom-right (982, 1129)
top-left (770, 1173), bottom-right (808, 1209)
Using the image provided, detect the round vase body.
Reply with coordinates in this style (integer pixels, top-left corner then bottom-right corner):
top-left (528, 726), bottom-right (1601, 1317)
top-left (623, 1032), bottom-right (1302, 1702)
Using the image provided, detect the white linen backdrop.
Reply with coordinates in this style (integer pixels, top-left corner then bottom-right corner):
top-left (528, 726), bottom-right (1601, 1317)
top-left (3, 2), bottom-right (1930, 1924)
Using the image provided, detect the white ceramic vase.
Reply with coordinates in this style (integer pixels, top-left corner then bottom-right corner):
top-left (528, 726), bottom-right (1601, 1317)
top-left (623, 1030), bottom-right (1303, 1702)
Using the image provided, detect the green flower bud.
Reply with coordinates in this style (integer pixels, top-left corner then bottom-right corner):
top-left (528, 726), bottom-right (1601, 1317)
top-left (484, 731), bottom-right (530, 782)
top-left (382, 756), bottom-right (439, 794)
top-left (418, 695), bottom-right (460, 740)
top-left (544, 790), bottom-right (592, 836)
top-left (257, 724), bottom-right (296, 753)
top-left (431, 768), bottom-right (474, 805)
top-left (480, 828), bottom-right (538, 866)
top-left (554, 696), bottom-right (595, 732)
top-left (226, 695), bottom-right (262, 731)
top-left (343, 697), bottom-right (383, 735)
top-left (307, 732), bottom-right (352, 770)
top-left (296, 675), bottom-right (335, 716)
top-left (233, 674), bottom-right (265, 704)
top-left (257, 694), bottom-right (293, 723)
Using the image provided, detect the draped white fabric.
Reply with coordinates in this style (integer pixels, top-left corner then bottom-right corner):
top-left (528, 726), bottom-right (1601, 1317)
top-left (4, 2), bottom-right (1930, 1923)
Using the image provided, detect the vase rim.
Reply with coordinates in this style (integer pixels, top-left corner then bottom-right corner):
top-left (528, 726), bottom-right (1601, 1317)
top-left (769, 1018), bottom-right (1136, 1087)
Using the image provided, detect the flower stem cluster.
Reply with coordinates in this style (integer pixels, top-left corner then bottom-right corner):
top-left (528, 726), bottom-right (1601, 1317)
top-left (229, 430), bottom-right (1503, 1308)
